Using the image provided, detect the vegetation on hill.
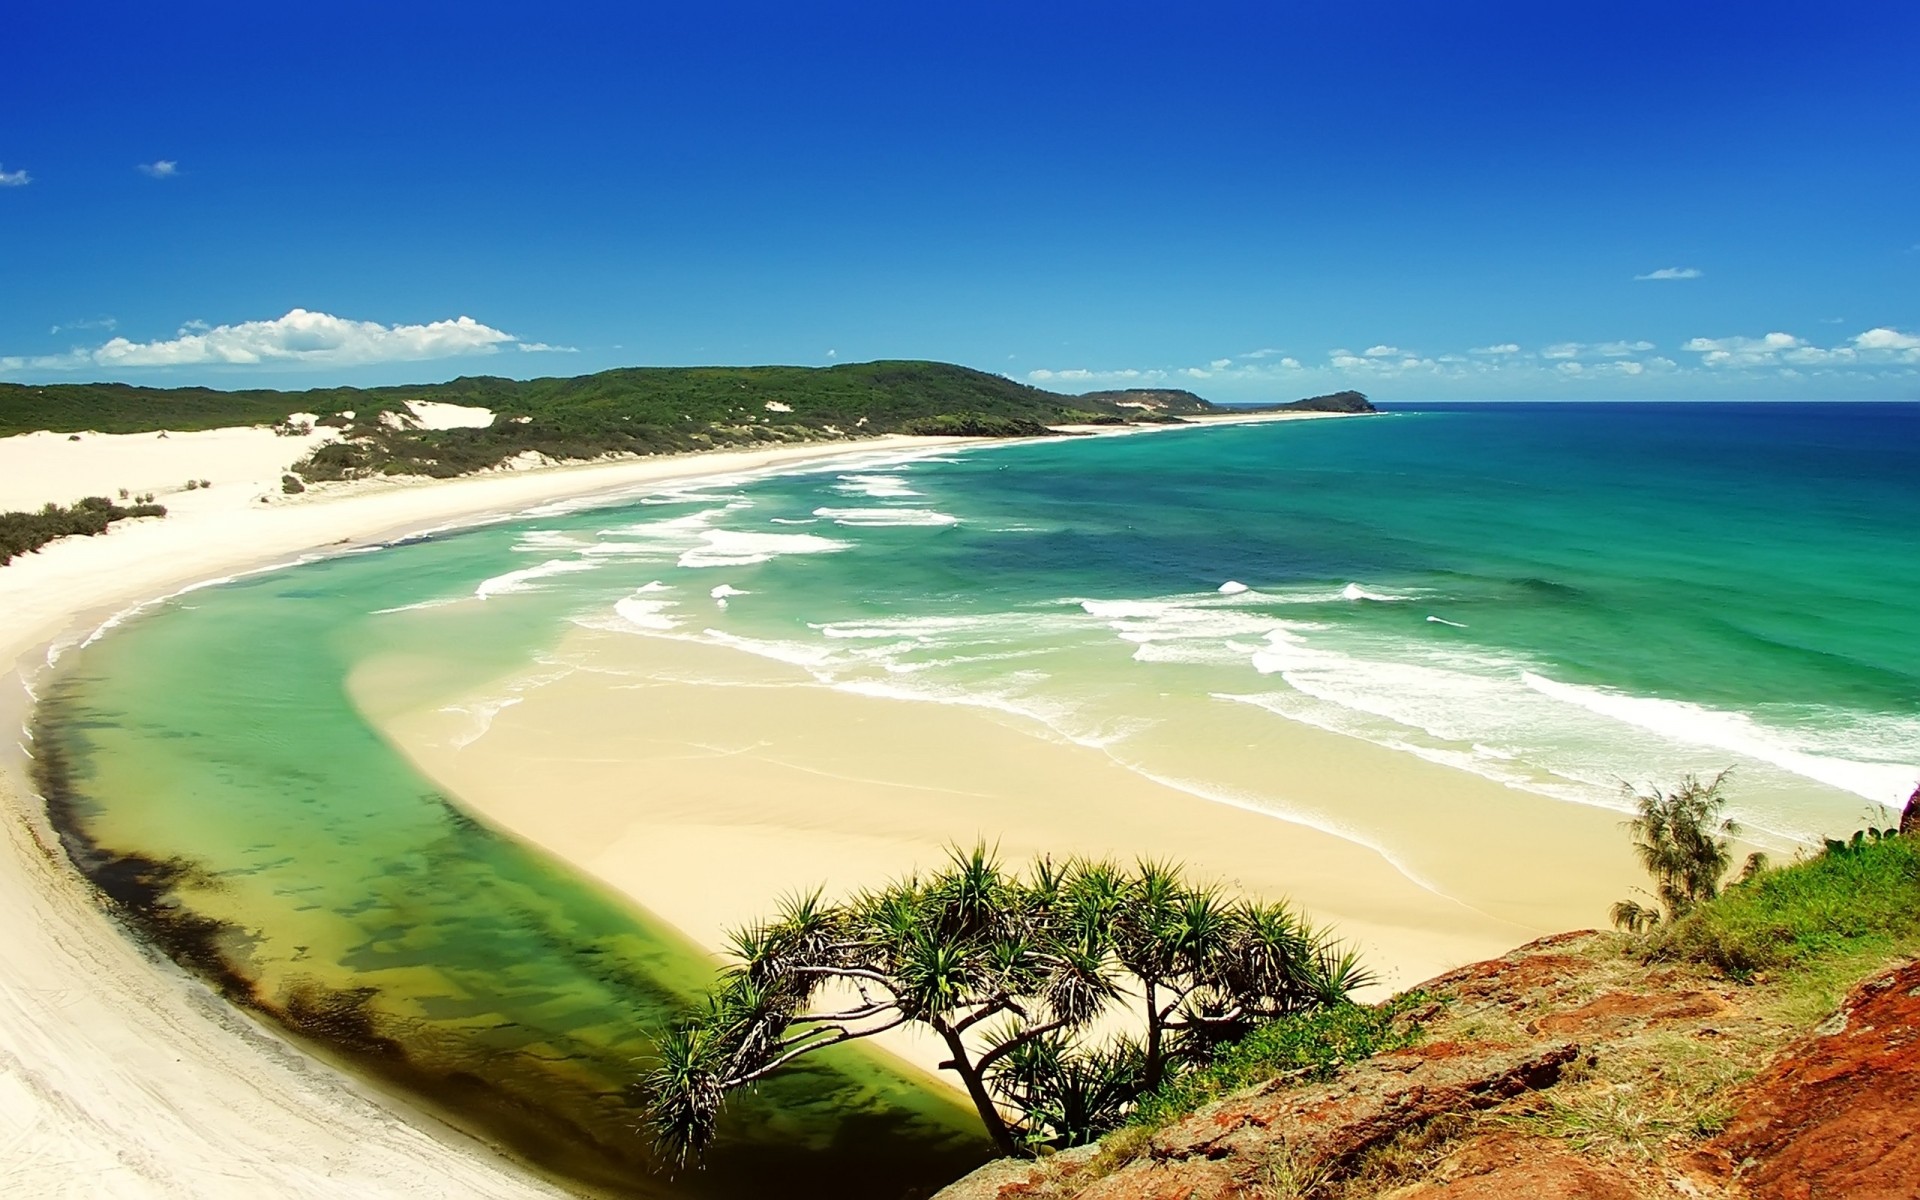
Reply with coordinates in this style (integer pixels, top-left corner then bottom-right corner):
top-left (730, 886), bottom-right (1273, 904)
top-left (1271, 389), bottom-right (1376, 413)
top-left (2, 361), bottom-right (1148, 440)
top-left (3, 364), bottom-right (1376, 484)
top-left (1643, 823), bottom-right (1917, 977)
top-left (1, 496), bottom-right (167, 566)
top-left (1073, 388), bottom-right (1220, 416)
top-left (643, 846), bottom-right (1371, 1163)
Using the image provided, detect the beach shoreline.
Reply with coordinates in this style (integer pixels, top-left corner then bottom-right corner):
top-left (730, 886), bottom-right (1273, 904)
top-left (0, 411), bottom-right (1359, 1197)
top-left (0, 431), bottom-right (1022, 1199)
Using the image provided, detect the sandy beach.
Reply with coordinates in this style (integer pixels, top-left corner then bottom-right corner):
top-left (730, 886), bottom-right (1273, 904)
top-left (0, 423), bottom-right (990, 1198)
top-left (356, 629), bottom-right (1634, 1032)
top-left (0, 406), bottom-right (1641, 1195)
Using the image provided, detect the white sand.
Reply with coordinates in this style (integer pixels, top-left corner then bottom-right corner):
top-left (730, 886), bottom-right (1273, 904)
top-left (0, 426), bottom-right (988, 1199)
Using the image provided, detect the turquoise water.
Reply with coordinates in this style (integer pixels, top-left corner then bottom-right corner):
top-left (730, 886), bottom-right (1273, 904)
top-left (43, 402), bottom-right (1920, 1196)
top-left (422, 402), bottom-right (1917, 842)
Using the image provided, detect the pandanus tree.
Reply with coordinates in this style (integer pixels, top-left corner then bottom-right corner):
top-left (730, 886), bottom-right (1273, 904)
top-left (1610, 770), bottom-right (1767, 933)
top-left (642, 846), bottom-right (1372, 1163)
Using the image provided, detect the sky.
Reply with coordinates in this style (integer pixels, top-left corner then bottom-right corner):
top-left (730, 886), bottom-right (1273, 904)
top-left (3, 2), bottom-right (1917, 401)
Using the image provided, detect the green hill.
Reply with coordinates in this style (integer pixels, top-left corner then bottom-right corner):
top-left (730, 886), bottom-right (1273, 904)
top-left (0, 362), bottom-right (1371, 481)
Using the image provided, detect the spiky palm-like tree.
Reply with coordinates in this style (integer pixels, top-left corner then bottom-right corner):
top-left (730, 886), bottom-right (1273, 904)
top-left (640, 845), bottom-right (1370, 1163)
top-left (1611, 770), bottom-right (1766, 932)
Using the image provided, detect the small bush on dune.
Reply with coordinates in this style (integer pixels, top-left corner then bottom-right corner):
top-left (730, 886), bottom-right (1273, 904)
top-left (0, 496), bottom-right (168, 565)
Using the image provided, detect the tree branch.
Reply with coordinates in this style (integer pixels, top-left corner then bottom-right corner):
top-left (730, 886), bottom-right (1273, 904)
top-left (975, 1016), bottom-right (1074, 1073)
top-left (726, 1014), bottom-right (910, 1086)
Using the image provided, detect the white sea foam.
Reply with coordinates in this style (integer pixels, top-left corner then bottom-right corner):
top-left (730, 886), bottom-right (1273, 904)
top-left (475, 557), bottom-right (601, 599)
top-left (833, 473), bottom-right (922, 499)
top-left (1523, 672), bottom-right (1920, 806)
top-left (678, 529), bottom-right (852, 568)
top-left (613, 583), bottom-right (680, 630)
top-left (709, 584), bottom-right (750, 599)
top-left (810, 614), bottom-right (1067, 641)
top-left (1341, 582), bottom-right (1407, 602)
top-left (830, 676), bottom-right (1142, 751)
top-left (812, 507), bottom-right (960, 527)
top-left (1426, 615), bottom-right (1467, 628)
top-left (1217, 580), bottom-right (1250, 595)
top-left (446, 695), bottom-right (522, 748)
top-left (701, 628), bottom-right (839, 668)
top-left (371, 597), bottom-right (463, 615)
top-left (512, 529), bottom-right (595, 553)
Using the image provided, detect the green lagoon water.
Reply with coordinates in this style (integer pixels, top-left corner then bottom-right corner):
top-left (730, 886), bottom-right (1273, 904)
top-left (42, 401), bottom-right (1920, 1196)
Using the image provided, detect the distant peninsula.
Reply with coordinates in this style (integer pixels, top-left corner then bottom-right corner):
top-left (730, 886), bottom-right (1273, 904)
top-left (0, 362), bottom-right (1373, 484)
top-left (1077, 387), bottom-right (1375, 415)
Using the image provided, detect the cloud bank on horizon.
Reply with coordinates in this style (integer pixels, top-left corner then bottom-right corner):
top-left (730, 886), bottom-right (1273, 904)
top-left (2, 3), bottom-right (1916, 399)
top-left (1026, 325), bottom-right (1920, 392)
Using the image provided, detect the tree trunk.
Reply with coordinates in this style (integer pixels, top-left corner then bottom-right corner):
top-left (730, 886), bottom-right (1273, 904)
top-left (937, 1023), bottom-right (1021, 1157)
top-left (1142, 980), bottom-right (1165, 1091)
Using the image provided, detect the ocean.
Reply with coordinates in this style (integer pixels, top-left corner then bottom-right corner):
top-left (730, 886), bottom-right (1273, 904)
top-left (41, 401), bottom-right (1920, 1196)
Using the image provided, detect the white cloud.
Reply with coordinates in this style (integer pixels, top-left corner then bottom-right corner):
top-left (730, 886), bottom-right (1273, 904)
top-left (50, 316), bottom-right (117, 335)
top-left (11, 309), bottom-right (535, 372)
top-left (0, 351), bottom-right (90, 372)
top-left (1241, 347), bottom-right (1284, 359)
top-left (516, 341), bottom-right (579, 353)
top-left (1027, 367), bottom-right (1166, 385)
top-left (1682, 331), bottom-right (1806, 367)
top-left (1544, 339), bottom-right (1655, 359)
top-left (1209, 358), bottom-right (1233, 370)
top-left (1680, 327), bottom-right (1920, 369)
top-left (1634, 267), bottom-right (1702, 281)
top-left (1470, 343), bottom-right (1520, 355)
top-left (0, 165), bottom-right (29, 187)
top-left (138, 160), bottom-right (179, 179)
top-left (1854, 327), bottom-right (1920, 351)
top-left (1278, 357), bottom-right (1303, 369)
top-left (1329, 349), bottom-right (1440, 374)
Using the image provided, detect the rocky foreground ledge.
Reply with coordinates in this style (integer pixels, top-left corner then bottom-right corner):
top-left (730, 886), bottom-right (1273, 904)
top-left (936, 932), bottom-right (1919, 1200)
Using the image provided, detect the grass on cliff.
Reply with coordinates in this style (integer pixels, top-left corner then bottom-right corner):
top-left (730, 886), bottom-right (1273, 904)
top-left (1129, 995), bottom-right (1427, 1132)
top-left (1643, 829), bottom-right (1920, 979)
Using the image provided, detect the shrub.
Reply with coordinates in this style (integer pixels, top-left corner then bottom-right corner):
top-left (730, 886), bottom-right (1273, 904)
top-left (1129, 993), bottom-right (1425, 1131)
top-left (1643, 828), bottom-right (1920, 976)
top-left (0, 497), bottom-right (168, 565)
top-left (280, 474), bottom-right (305, 494)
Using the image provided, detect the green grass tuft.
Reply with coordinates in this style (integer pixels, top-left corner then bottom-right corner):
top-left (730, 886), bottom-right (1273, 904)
top-left (1643, 833), bottom-right (1920, 977)
top-left (1128, 995), bottom-right (1426, 1132)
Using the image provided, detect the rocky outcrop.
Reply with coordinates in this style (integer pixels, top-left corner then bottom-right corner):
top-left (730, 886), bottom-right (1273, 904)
top-left (1387, 1133), bottom-right (1643, 1199)
top-left (935, 934), bottom-right (1920, 1200)
top-left (1696, 959), bottom-right (1920, 1199)
top-left (935, 1042), bottom-right (1579, 1199)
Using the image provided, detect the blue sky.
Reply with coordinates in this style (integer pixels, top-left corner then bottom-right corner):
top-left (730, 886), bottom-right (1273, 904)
top-left (3, 2), bottom-right (1916, 400)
